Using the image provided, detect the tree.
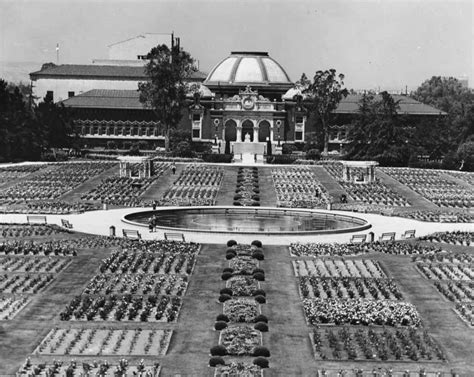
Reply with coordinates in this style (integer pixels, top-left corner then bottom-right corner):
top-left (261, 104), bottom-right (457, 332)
top-left (302, 69), bottom-right (348, 154)
top-left (138, 43), bottom-right (196, 151)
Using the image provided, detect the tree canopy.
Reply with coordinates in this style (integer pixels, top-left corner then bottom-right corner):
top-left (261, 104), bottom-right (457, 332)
top-left (0, 79), bottom-right (73, 162)
top-left (138, 43), bottom-right (196, 151)
top-left (301, 69), bottom-right (348, 154)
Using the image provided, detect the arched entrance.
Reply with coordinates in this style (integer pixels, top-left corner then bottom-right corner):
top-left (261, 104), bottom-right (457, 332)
top-left (258, 120), bottom-right (270, 142)
top-left (224, 120), bottom-right (237, 142)
top-left (241, 120), bottom-right (254, 142)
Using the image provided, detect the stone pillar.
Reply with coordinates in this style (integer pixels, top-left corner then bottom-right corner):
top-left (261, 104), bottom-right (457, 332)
top-left (269, 119), bottom-right (274, 142)
top-left (253, 123), bottom-right (259, 143)
top-left (236, 119), bottom-right (242, 142)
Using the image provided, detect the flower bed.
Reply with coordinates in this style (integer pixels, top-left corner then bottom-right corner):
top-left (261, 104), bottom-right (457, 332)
top-left (298, 277), bottom-right (403, 301)
top-left (0, 273), bottom-right (55, 294)
top-left (18, 359), bottom-right (161, 376)
top-left (303, 298), bottom-right (422, 327)
top-left (223, 298), bottom-right (260, 323)
top-left (311, 326), bottom-right (445, 361)
top-left (234, 167), bottom-right (260, 206)
top-left (83, 273), bottom-right (188, 296)
top-left (293, 259), bottom-right (385, 278)
top-left (227, 276), bottom-right (260, 296)
top-left (0, 224), bottom-right (70, 238)
top-left (99, 250), bottom-right (197, 275)
top-left (419, 231), bottom-right (473, 246)
top-left (0, 256), bottom-right (72, 273)
top-left (214, 361), bottom-right (262, 377)
top-left (230, 256), bottom-right (259, 274)
top-left (416, 263), bottom-right (473, 281)
top-left (60, 295), bottom-right (182, 322)
top-left (412, 252), bottom-right (474, 264)
top-left (36, 328), bottom-right (172, 355)
top-left (219, 326), bottom-right (262, 355)
top-left (0, 295), bottom-right (29, 320)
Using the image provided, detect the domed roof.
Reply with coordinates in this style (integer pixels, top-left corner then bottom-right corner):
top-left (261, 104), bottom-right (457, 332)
top-left (204, 51), bottom-right (293, 88)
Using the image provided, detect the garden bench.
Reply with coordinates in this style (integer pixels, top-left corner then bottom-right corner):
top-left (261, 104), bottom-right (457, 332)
top-left (379, 232), bottom-right (396, 241)
top-left (27, 215), bottom-right (47, 224)
top-left (350, 234), bottom-right (366, 244)
top-left (122, 229), bottom-right (142, 239)
top-left (164, 232), bottom-right (185, 242)
top-left (61, 219), bottom-right (73, 229)
top-left (401, 229), bottom-right (416, 239)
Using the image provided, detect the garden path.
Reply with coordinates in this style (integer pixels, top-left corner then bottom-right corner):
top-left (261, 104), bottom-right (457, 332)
top-left (257, 168), bottom-right (278, 207)
top-left (159, 244), bottom-right (225, 376)
top-left (312, 166), bottom-right (348, 203)
top-left (214, 167), bottom-right (238, 206)
top-left (140, 163), bottom-right (182, 201)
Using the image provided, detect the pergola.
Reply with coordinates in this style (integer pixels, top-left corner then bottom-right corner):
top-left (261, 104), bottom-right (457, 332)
top-left (340, 160), bottom-right (379, 184)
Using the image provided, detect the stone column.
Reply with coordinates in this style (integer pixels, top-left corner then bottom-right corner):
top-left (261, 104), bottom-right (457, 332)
top-left (269, 119), bottom-right (274, 142)
top-left (253, 122), bottom-right (259, 143)
top-left (236, 119), bottom-right (242, 142)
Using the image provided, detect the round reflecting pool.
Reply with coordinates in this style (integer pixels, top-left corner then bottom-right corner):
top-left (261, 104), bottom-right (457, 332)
top-left (123, 207), bottom-right (371, 235)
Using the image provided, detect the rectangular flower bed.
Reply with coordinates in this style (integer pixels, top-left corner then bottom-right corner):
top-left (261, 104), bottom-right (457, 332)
top-left (230, 256), bottom-right (259, 275)
top-left (0, 295), bottom-right (29, 320)
top-left (35, 328), bottom-right (173, 355)
top-left (214, 361), bottom-right (262, 377)
top-left (310, 326), bottom-right (445, 361)
top-left (226, 276), bottom-right (260, 297)
top-left (303, 298), bottom-right (422, 327)
top-left (223, 298), bottom-right (260, 323)
top-left (219, 325), bottom-right (262, 356)
top-left (293, 259), bottom-right (386, 278)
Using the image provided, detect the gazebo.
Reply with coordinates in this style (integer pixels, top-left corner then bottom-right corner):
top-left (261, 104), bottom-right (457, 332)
top-left (340, 161), bottom-right (379, 184)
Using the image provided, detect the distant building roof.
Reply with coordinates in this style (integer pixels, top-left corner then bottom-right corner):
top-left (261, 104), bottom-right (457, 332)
top-left (30, 64), bottom-right (207, 81)
top-left (62, 86), bottom-right (214, 109)
top-left (283, 90), bottom-right (446, 116)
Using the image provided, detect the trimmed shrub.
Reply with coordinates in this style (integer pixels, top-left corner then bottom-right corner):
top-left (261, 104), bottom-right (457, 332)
top-left (233, 195), bottom-right (242, 200)
top-left (218, 293), bottom-right (232, 303)
top-left (253, 272), bottom-right (265, 281)
top-left (210, 345), bottom-right (227, 356)
top-left (255, 314), bottom-right (268, 323)
top-left (227, 240), bottom-right (237, 247)
top-left (221, 272), bottom-right (233, 281)
top-left (252, 251), bottom-right (264, 260)
top-left (253, 357), bottom-right (269, 368)
top-left (253, 268), bottom-right (264, 275)
top-left (216, 314), bottom-right (229, 322)
top-left (222, 267), bottom-right (234, 274)
top-left (252, 289), bottom-right (266, 297)
top-left (251, 240), bottom-right (262, 248)
top-left (253, 346), bottom-right (271, 357)
top-left (202, 154), bottom-right (233, 163)
top-left (254, 295), bottom-right (266, 304)
top-left (254, 322), bottom-right (269, 332)
top-left (214, 321), bottom-right (228, 330)
top-left (226, 252), bottom-right (236, 260)
top-left (209, 357), bottom-right (226, 367)
top-left (220, 287), bottom-right (233, 296)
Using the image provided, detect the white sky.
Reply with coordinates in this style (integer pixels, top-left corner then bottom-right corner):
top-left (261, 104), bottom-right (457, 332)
top-left (0, 0), bottom-right (472, 90)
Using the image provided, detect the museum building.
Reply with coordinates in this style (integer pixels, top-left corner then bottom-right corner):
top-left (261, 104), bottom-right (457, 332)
top-left (29, 35), bottom-right (445, 153)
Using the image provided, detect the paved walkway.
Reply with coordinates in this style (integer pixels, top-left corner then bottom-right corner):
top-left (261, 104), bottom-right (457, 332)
top-left (1, 207), bottom-right (471, 245)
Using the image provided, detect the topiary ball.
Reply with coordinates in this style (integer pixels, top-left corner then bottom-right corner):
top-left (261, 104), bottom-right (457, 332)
top-left (253, 357), bottom-right (269, 368)
top-left (209, 357), bottom-right (225, 367)
top-left (227, 240), bottom-right (237, 247)
top-left (210, 345), bottom-right (227, 356)
top-left (252, 251), bottom-right (264, 261)
top-left (254, 322), bottom-right (269, 332)
top-left (220, 287), bottom-right (233, 296)
top-left (251, 240), bottom-right (263, 248)
top-left (253, 346), bottom-right (271, 357)
top-left (253, 268), bottom-right (264, 275)
top-left (225, 252), bottom-right (236, 260)
top-left (255, 314), bottom-right (268, 323)
top-left (222, 267), bottom-right (234, 274)
top-left (218, 293), bottom-right (232, 303)
top-left (221, 272), bottom-right (233, 281)
top-left (254, 295), bottom-right (266, 304)
top-left (214, 321), bottom-right (228, 330)
top-left (252, 289), bottom-right (266, 297)
top-left (253, 272), bottom-right (265, 281)
top-left (216, 313), bottom-right (229, 322)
